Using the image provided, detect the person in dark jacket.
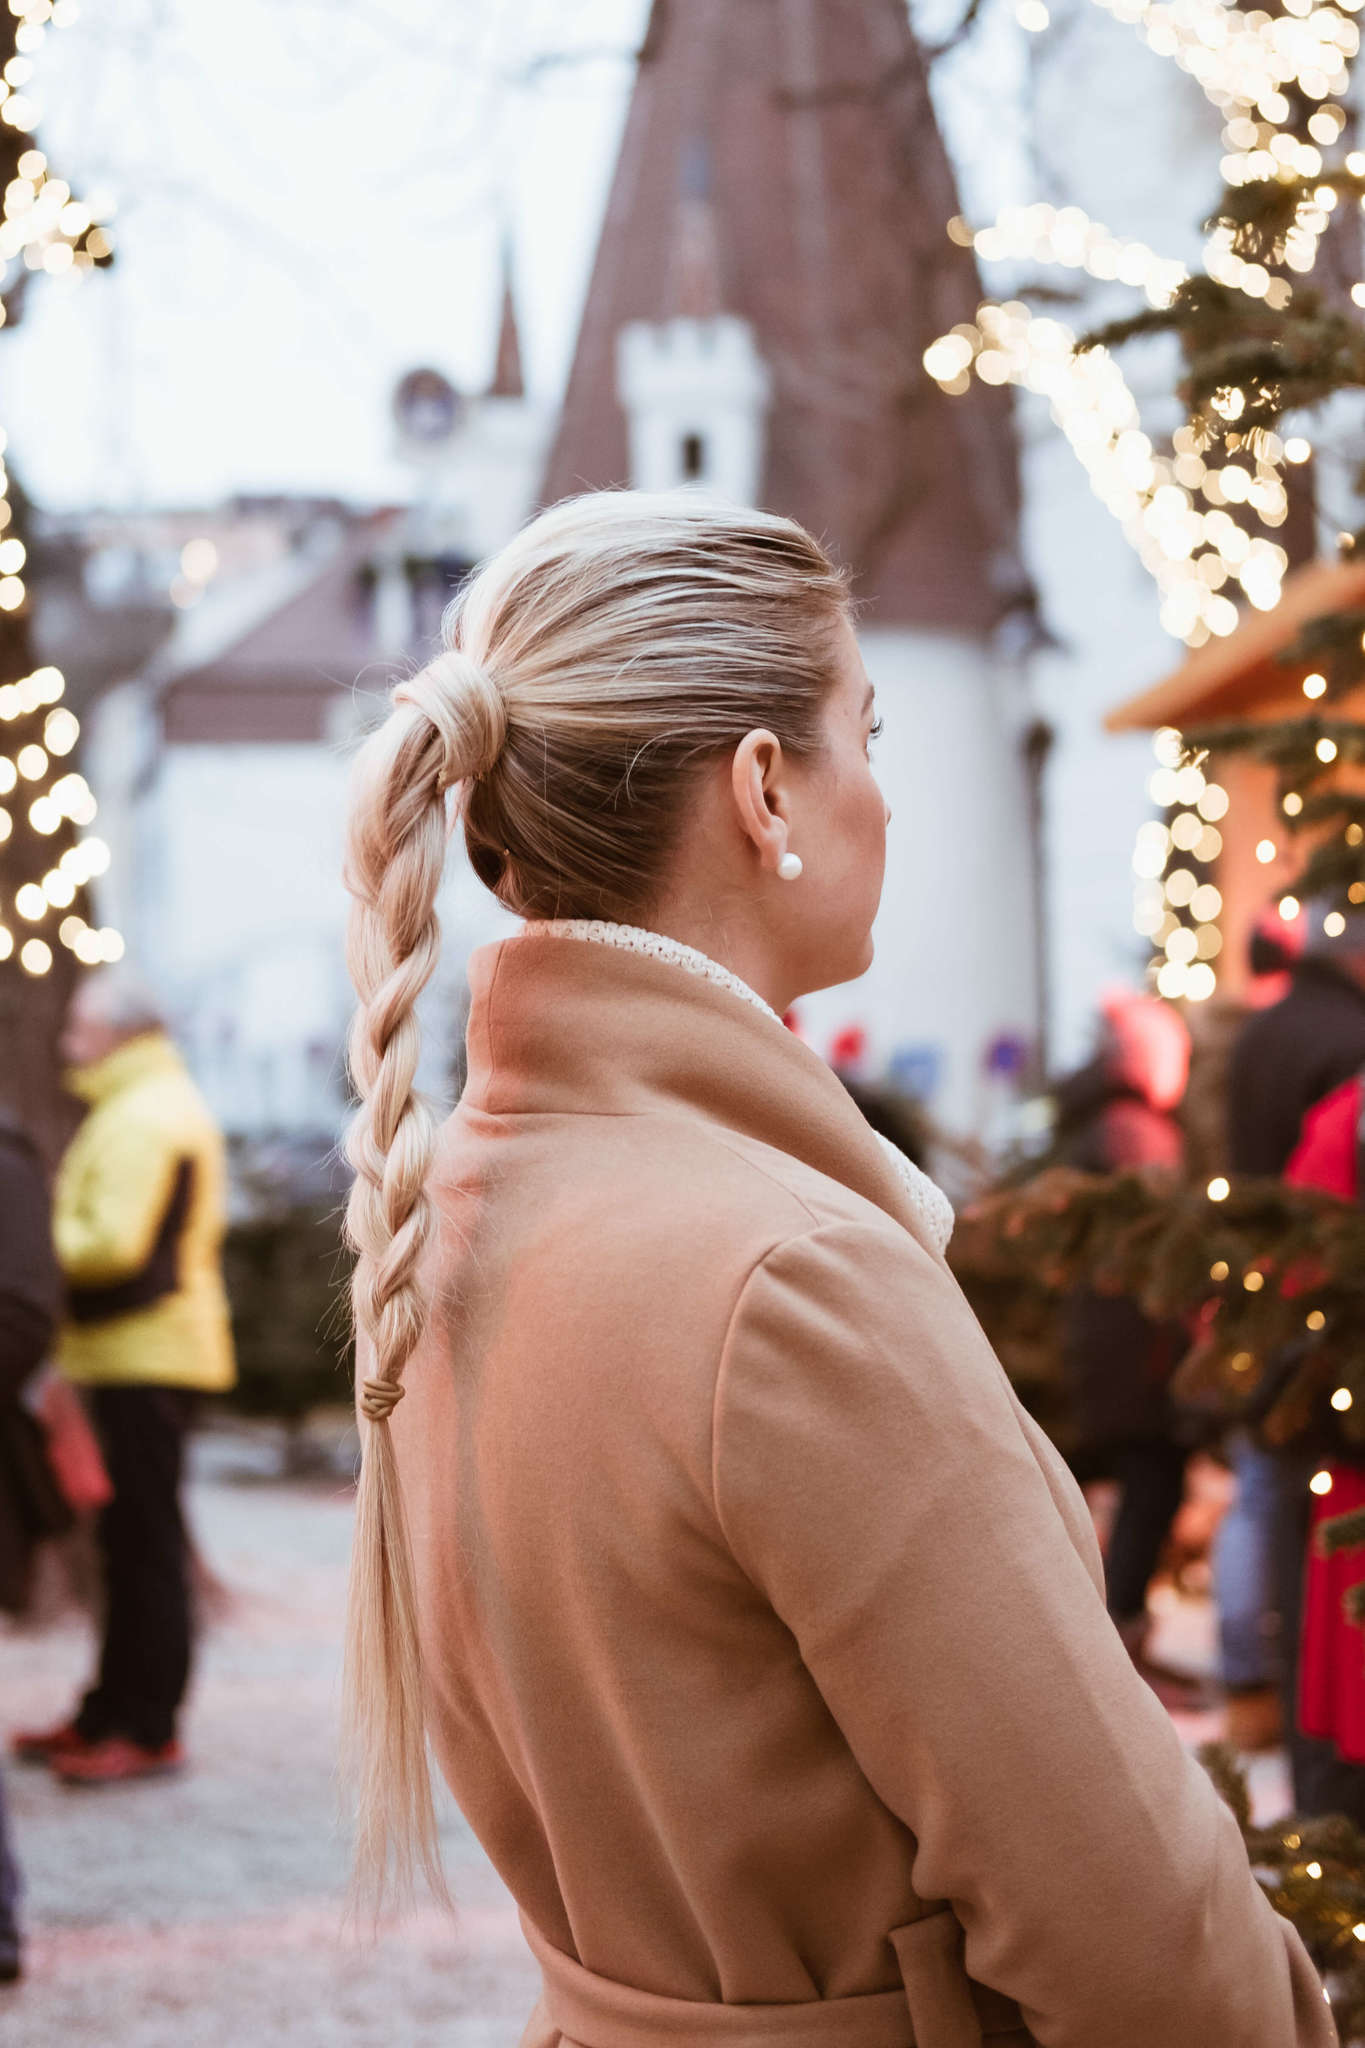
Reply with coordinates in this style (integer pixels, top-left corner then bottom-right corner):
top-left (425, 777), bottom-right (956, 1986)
top-left (1054, 991), bottom-right (1199, 1704)
top-left (0, 1107), bottom-right (64, 1983)
top-left (1228, 931), bottom-right (1365, 1177)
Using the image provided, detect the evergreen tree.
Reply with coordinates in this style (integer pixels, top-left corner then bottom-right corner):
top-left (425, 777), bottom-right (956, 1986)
top-left (0, 0), bottom-right (114, 1156)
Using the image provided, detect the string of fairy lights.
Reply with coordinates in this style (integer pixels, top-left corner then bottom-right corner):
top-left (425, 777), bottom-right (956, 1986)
top-left (923, 306), bottom-right (1290, 644)
top-left (925, 255), bottom-right (1298, 645)
top-left (1090, 0), bottom-right (1358, 116)
top-left (1131, 727), bottom-right (1229, 1002)
top-left (0, 0), bottom-right (121, 980)
top-left (0, 661), bottom-right (118, 975)
top-left (927, 0), bottom-right (1365, 1001)
top-left (1134, 664), bottom-right (1350, 1000)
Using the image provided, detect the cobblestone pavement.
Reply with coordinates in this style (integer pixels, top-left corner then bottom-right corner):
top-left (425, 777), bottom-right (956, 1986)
top-left (0, 1437), bottom-right (1292, 2047)
top-left (1, 1437), bottom-right (539, 2048)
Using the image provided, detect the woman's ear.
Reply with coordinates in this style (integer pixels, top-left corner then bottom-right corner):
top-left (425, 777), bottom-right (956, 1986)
top-left (730, 728), bottom-right (791, 872)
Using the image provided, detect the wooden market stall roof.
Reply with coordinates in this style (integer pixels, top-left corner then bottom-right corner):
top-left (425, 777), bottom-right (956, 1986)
top-left (1106, 555), bottom-right (1365, 732)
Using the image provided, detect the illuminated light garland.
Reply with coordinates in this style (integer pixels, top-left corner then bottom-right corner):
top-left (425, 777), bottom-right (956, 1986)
top-left (0, 0), bottom-right (114, 307)
top-left (966, 203), bottom-right (1188, 309)
top-left (923, 308), bottom-right (1288, 645)
top-left (929, 0), bottom-right (1365, 1005)
top-left (1128, 727), bottom-right (1229, 1000)
top-left (1090, 0), bottom-right (1359, 110)
top-left (0, 0), bottom-right (120, 980)
top-left (928, 0), bottom-right (1351, 657)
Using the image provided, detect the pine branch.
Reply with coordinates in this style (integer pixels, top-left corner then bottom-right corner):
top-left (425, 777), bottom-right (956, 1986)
top-left (951, 1168), bottom-right (1365, 1450)
top-left (1199, 1740), bottom-right (1253, 1833)
top-left (1291, 794), bottom-right (1365, 830)
top-left (1199, 1743), bottom-right (1365, 2031)
top-left (1322, 1509), bottom-right (1365, 1558)
top-left (1171, 711), bottom-right (1365, 912)
top-left (1278, 608), bottom-right (1365, 675)
top-left (1207, 173), bottom-right (1365, 262)
top-left (1188, 717), bottom-right (1365, 783)
top-left (1081, 271), bottom-right (1365, 435)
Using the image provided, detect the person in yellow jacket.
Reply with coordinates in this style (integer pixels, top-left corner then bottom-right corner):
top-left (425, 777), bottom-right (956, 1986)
top-left (11, 969), bottom-right (235, 1785)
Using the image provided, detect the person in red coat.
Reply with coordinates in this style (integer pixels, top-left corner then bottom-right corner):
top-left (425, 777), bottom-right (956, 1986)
top-left (1286, 1072), bottom-right (1365, 1776)
top-left (1222, 907), bottom-right (1365, 1798)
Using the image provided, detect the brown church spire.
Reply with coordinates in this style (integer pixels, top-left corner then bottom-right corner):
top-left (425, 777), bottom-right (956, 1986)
top-left (539, 0), bottom-right (1024, 633)
top-left (665, 134), bottom-right (724, 321)
top-left (488, 241), bottom-right (525, 400)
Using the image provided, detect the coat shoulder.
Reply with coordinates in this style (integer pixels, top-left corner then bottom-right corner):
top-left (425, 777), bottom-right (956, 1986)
top-left (428, 1107), bottom-right (925, 1434)
top-left (683, 1117), bottom-right (901, 1235)
top-left (479, 1105), bottom-right (910, 1264)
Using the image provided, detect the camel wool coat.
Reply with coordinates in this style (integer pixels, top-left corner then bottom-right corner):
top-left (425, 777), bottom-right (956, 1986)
top-left (390, 929), bottom-right (1334, 2048)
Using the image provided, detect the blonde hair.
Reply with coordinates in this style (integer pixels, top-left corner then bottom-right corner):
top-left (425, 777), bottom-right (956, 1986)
top-left (341, 489), bottom-right (849, 1906)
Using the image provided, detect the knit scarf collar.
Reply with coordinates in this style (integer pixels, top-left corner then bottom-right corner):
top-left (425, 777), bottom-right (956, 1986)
top-left (527, 920), bottom-right (785, 1023)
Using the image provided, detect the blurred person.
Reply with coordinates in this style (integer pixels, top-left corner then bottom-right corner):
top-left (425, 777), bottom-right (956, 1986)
top-left (339, 492), bottom-right (1327, 2045)
top-left (0, 1109), bottom-right (66, 1616)
top-left (11, 969), bottom-right (235, 1785)
top-left (1218, 906), bottom-right (1365, 1763)
top-left (1278, 1066), bottom-right (1365, 1822)
top-left (1245, 897), bottom-right (1308, 1010)
top-left (1229, 902), bottom-right (1365, 1177)
top-left (1180, 904), bottom-right (1305, 1185)
top-left (0, 1106), bottom-right (63, 1981)
top-left (840, 1079), bottom-right (932, 1172)
top-left (1053, 990), bottom-right (1200, 1704)
top-left (832, 1023), bottom-right (933, 1172)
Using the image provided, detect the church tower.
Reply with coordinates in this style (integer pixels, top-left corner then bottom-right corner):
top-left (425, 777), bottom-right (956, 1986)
top-left (615, 137), bottom-right (771, 502)
top-left (540, 0), bottom-right (1041, 1140)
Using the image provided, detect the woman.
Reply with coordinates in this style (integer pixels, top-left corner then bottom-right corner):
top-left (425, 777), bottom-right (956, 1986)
top-left (342, 492), bottom-right (1331, 2047)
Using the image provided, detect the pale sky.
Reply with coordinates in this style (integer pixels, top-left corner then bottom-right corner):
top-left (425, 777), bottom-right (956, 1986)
top-left (5, 0), bottom-right (1029, 511)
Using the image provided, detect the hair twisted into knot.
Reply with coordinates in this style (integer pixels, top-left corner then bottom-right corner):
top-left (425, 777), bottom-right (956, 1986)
top-left (392, 648), bottom-right (507, 792)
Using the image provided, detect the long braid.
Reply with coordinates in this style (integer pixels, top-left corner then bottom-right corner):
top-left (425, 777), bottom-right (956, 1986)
top-left (341, 652), bottom-right (505, 1909)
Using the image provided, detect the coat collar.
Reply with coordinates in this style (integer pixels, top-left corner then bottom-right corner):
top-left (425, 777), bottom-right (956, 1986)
top-left (462, 928), bottom-right (947, 1257)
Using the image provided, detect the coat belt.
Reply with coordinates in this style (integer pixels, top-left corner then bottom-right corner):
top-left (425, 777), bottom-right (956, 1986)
top-left (522, 1911), bottom-right (1027, 2048)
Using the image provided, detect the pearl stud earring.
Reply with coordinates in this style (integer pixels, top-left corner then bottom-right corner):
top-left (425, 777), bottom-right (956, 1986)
top-left (777, 851), bottom-right (804, 881)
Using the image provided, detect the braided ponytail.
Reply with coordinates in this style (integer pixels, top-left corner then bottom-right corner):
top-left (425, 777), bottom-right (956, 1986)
top-left (341, 649), bottom-right (504, 1910)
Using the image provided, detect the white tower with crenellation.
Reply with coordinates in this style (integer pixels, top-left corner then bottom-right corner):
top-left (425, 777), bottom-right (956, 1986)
top-left (616, 315), bottom-right (771, 503)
